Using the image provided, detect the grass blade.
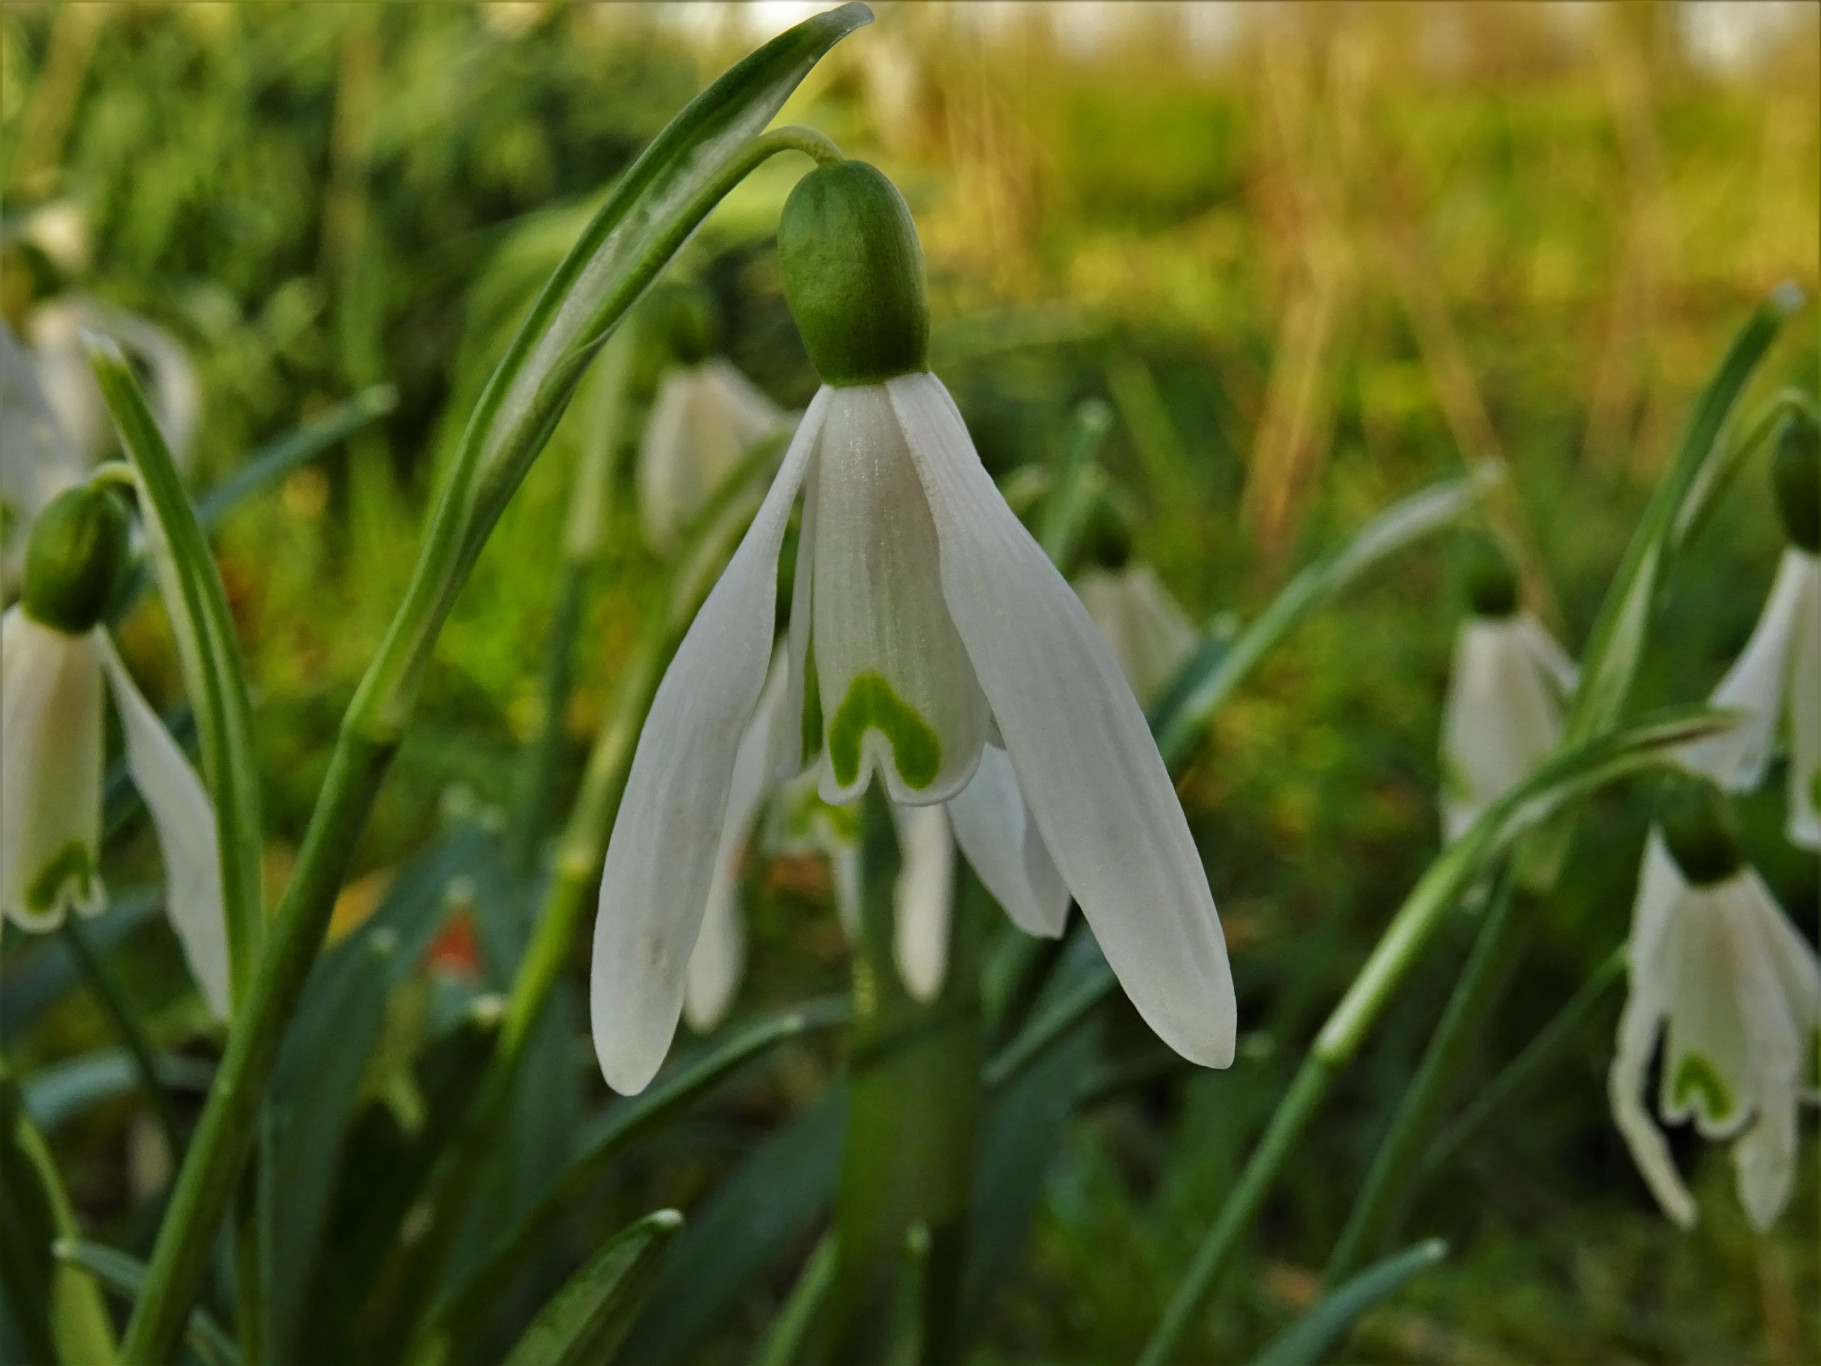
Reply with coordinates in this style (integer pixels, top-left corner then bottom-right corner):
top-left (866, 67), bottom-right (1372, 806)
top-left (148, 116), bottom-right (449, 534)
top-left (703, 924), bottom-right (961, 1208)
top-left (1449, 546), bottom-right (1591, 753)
top-left (51, 1239), bottom-right (237, 1366)
top-left (498, 1210), bottom-right (683, 1366)
top-left (1249, 1240), bottom-right (1447, 1366)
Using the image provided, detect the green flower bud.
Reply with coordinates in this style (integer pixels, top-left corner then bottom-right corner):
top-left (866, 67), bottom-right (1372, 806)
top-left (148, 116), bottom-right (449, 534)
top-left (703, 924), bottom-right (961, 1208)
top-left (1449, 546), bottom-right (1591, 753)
top-left (1771, 412), bottom-right (1819, 554)
top-left (778, 160), bottom-right (929, 387)
top-left (1458, 533), bottom-right (1519, 618)
top-left (648, 281), bottom-right (718, 366)
top-left (1656, 771), bottom-right (1743, 887)
top-left (21, 483), bottom-right (132, 635)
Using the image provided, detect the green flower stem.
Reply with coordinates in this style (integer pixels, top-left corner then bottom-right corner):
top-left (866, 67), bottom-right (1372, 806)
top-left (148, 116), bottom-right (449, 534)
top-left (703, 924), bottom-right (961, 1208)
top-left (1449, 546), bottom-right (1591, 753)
top-left (119, 727), bottom-right (396, 1365)
top-left (1425, 945), bottom-right (1626, 1179)
top-left (60, 916), bottom-right (184, 1165)
top-left (1324, 870), bottom-right (1528, 1282)
top-left (826, 794), bottom-right (984, 1365)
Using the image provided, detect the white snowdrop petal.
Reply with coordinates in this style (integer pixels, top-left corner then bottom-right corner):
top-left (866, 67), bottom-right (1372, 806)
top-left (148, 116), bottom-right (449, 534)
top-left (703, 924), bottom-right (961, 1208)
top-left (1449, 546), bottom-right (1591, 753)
top-left (1657, 881), bottom-right (1755, 1139)
top-left (639, 361), bottom-right (784, 553)
top-left (889, 372), bottom-right (1234, 1069)
top-left (1, 610), bottom-right (105, 929)
top-left (945, 743), bottom-right (1069, 938)
top-left (1682, 548), bottom-right (1811, 791)
top-left (1076, 564), bottom-right (1199, 709)
top-left (1514, 612), bottom-right (1580, 696)
top-left (785, 431), bottom-right (823, 774)
top-left (591, 390), bottom-right (827, 1095)
top-left (635, 368), bottom-right (698, 551)
top-left (1783, 553), bottom-right (1819, 850)
top-left (682, 652), bottom-right (793, 1034)
top-left (892, 802), bottom-right (955, 1002)
top-left (99, 636), bottom-right (230, 1019)
top-left (811, 384), bottom-right (989, 807)
top-left (1, 323), bottom-right (85, 585)
top-left (1439, 617), bottom-right (1566, 843)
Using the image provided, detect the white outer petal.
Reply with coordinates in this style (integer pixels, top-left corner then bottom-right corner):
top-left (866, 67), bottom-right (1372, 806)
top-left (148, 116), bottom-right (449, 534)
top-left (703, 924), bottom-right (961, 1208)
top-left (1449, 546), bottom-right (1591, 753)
top-left (1657, 880), bottom-right (1754, 1138)
top-left (591, 390), bottom-right (827, 1095)
top-left (1608, 833), bottom-right (1696, 1227)
top-left (1, 610), bottom-right (105, 929)
top-left (638, 361), bottom-right (784, 552)
top-left (945, 744), bottom-right (1069, 938)
top-left (1513, 612), bottom-right (1580, 696)
top-left (1723, 871), bottom-right (1808, 1230)
top-left (890, 372), bottom-right (1235, 1069)
top-left (1782, 553), bottom-right (1819, 850)
top-left (1076, 563), bottom-right (1199, 709)
top-left (892, 802), bottom-right (955, 1003)
top-left (2, 323), bottom-right (85, 585)
top-left (99, 636), bottom-right (230, 1019)
top-left (1681, 548), bottom-right (1811, 791)
top-left (1438, 616), bottom-right (1567, 843)
top-left (684, 650), bottom-right (792, 1034)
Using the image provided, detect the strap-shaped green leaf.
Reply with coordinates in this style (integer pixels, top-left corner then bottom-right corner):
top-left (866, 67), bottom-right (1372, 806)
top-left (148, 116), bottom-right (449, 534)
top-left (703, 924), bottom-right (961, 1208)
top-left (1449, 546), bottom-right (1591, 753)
top-left (50, 1238), bottom-right (237, 1366)
top-left (1249, 1240), bottom-right (1446, 1366)
top-left (0, 1063), bottom-right (118, 1366)
top-left (1152, 465), bottom-right (1498, 765)
top-left (87, 337), bottom-right (265, 1012)
top-left (499, 1210), bottom-right (683, 1366)
top-left (352, 2), bottom-right (873, 735)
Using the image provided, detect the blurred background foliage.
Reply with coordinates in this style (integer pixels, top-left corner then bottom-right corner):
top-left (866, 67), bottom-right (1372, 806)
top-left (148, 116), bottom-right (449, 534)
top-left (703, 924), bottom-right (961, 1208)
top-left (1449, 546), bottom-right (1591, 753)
top-left (2, 2), bottom-right (1817, 1362)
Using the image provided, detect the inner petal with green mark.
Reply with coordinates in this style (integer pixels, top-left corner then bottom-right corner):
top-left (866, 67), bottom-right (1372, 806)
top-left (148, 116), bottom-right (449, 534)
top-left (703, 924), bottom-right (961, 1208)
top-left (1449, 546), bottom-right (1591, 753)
top-left (1659, 892), bottom-right (1754, 1137)
top-left (809, 384), bottom-right (988, 805)
top-left (1669, 1054), bottom-right (1735, 1128)
top-left (25, 841), bottom-right (101, 920)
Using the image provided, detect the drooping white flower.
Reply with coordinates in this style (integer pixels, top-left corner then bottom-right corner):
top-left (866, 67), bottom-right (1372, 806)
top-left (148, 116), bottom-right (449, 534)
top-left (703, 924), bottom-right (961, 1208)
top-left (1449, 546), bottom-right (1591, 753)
top-left (592, 161), bottom-right (1232, 1094)
top-left (1679, 547), bottom-right (1820, 851)
top-left (1, 322), bottom-right (86, 586)
top-left (1609, 829), bottom-right (1819, 1231)
top-left (1, 487), bottom-right (228, 1017)
top-left (1438, 609), bottom-right (1578, 843)
top-left (1076, 562), bottom-right (1199, 710)
top-left (637, 359), bottom-right (784, 552)
top-left (28, 296), bottom-right (200, 471)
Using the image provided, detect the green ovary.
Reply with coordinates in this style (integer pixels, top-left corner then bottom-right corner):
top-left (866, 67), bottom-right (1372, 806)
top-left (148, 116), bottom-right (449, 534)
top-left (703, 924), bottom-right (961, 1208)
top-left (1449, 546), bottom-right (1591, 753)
top-left (1671, 1054), bottom-right (1734, 1124)
top-left (827, 670), bottom-right (941, 791)
top-left (26, 842), bottom-right (98, 914)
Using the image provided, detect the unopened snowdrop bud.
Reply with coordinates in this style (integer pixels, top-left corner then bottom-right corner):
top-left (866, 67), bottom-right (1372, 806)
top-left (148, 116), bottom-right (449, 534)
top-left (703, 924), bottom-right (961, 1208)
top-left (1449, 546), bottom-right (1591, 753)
top-left (1654, 773), bottom-right (1742, 886)
top-left (21, 483), bottom-right (130, 635)
top-left (778, 161), bottom-right (928, 386)
top-left (1459, 533), bottom-right (1519, 619)
top-left (1772, 412), bottom-right (1818, 554)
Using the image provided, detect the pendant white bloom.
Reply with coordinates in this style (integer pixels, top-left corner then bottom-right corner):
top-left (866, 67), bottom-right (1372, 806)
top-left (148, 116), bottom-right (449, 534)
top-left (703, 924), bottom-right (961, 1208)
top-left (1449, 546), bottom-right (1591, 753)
top-left (1679, 547), bottom-right (1820, 850)
top-left (592, 372), bottom-right (1233, 1092)
top-left (1, 608), bottom-right (229, 1017)
top-left (1438, 610), bottom-right (1578, 843)
top-left (2, 322), bottom-right (86, 586)
top-left (1077, 562), bottom-right (1199, 710)
top-left (1609, 830), bottom-right (1820, 1231)
top-left (637, 359), bottom-right (784, 553)
top-left (28, 296), bottom-right (201, 471)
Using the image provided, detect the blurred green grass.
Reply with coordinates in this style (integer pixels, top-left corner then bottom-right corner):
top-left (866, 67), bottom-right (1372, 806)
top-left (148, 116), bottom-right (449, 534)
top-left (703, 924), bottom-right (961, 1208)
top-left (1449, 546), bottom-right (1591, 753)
top-left (3, 3), bottom-right (1817, 1362)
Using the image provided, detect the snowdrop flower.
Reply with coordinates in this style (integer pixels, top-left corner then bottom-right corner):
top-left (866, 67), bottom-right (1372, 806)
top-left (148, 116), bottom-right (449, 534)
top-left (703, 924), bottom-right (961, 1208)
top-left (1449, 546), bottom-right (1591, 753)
top-left (593, 161), bottom-right (1233, 1093)
top-left (635, 290), bottom-right (786, 553)
top-left (2, 322), bottom-right (86, 586)
top-left (1, 483), bottom-right (229, 1017)
top-left (1438, 541), bottom-right (1578, 843)
top-left (28, 296), bottom-right (201, 473)
top-left (1679, 416), bottom-right (1819, 849)
top-left (1077, 562), bottom-right (1199, 709)
top-left (1609, 778), bottom-right (1819, 1231)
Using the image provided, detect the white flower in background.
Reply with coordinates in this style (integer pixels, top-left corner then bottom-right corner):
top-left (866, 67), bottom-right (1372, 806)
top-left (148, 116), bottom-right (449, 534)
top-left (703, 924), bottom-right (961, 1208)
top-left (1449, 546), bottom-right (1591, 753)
top-left (1076, 562), bottom-right (1199, 709)
top-left (1678, 420), bottom-right (1820, 850)
top-left (1, 485), bottom-right (229, 1017)
top-left (28, 295), bottom-right (201, 472)
top-left (1609, 812), bottom-right (1819, 1232)
top-left (637, 359), bottom-right (784, 553)
top-left (593, 162), bottom-right (1231, 1094)
top-left (682, 653), bottom-right (1064, 1031)
top-left (1437, 547), bottom-right (1578, 842)
top-left (2, 322), bottom-right (86, 585)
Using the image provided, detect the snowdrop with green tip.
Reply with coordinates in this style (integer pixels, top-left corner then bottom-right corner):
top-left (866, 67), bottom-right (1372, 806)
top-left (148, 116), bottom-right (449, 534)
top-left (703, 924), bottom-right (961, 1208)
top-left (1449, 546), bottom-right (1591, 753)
top-left (593, 160), bottom-right (1234, 1093)
top-left (1608, 776), bottom-right (1819, 1231)
top-left (1, 482), bottom-right (229, 1017)
top-left (1438, 539), bottom-right (1578, 843)
top-left (1679, 414), bottom-right (1820, 850)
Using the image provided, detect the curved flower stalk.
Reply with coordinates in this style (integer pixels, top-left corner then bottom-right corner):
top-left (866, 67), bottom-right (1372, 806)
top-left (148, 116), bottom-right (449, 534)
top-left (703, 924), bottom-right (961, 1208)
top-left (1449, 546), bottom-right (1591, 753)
top-left (638, 359), bottom-right (786, 553)
top-left (1679, 417), bottom-right (1820, 849)
top-left (28, 295), bottom-right (201, 472)
top-left (1609, 822), bottom-right (1819, 1230)
top-left (682, 653), bottom-right (1066, 1031)
top-left (0, 485), bottom-right (228, 1017)
top-left (1076, 562), bottom-right (1199, 709)
top-left (593, 160), bottom-right (1232, 1094)
top-left (1437, 546), bottom-right (1578, 843)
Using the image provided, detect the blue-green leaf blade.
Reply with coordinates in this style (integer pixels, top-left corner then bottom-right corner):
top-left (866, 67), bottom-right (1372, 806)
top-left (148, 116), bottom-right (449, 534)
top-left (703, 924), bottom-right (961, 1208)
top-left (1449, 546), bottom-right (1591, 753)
top-left (1249, 1240), bottom-right (1446, 1366)
top-left (499, 1210), bottom-right (683, 1366)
